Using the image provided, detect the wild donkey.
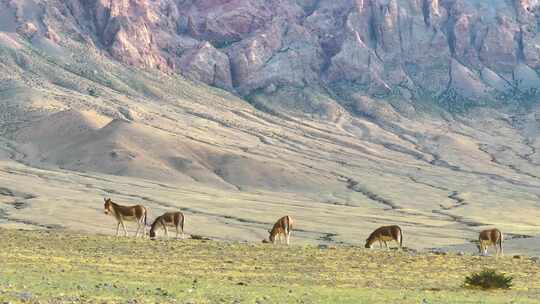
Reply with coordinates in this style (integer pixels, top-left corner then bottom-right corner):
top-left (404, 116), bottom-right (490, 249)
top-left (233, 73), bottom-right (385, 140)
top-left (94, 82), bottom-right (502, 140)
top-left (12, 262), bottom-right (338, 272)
top-left (266, 215), bottom-right (294, 245)
top-left (365, 225), bottom-right (403, 249)
top-left (478, 228), bottom-right (503, 257)
top-left (103, 198), bottom-right (147, 237)
top-left (149, 211), bottom-right (185, 239)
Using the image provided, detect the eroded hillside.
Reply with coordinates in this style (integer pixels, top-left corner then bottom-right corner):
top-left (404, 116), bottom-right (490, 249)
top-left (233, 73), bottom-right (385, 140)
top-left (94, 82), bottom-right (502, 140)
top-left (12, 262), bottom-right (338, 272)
top-left (0, 0), bottom-right (539, 250)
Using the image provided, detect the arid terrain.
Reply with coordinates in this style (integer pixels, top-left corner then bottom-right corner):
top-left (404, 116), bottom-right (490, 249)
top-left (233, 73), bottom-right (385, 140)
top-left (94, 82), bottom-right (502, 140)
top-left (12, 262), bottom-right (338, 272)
top-left (1, 1), bottom-right (540, 303)
top-left (0, 0), bottom-right (540, 255)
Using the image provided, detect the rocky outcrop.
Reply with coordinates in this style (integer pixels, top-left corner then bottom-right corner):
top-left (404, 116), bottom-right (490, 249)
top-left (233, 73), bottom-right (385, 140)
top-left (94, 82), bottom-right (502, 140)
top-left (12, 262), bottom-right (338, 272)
top-left (16, 22), bottom-right (38, 39)
top-left (178, 42), bottom-right (233, 90)
top-left (227, 21), bottom-right (284, 91)
top-left (449, 59), bottom-right (493, 101)
top-left (8, 0), bottom-right (540, 112)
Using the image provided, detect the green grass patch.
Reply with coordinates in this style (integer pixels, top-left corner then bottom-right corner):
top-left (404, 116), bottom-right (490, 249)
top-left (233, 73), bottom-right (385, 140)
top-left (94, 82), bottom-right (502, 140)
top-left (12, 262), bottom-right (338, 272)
top-left (1, 229), bottom-right (539, 303)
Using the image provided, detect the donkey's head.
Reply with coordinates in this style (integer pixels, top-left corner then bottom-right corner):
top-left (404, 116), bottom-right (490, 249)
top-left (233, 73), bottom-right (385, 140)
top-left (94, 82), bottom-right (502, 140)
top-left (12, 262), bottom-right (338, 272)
top-left (149, 228), bottom-right (157, 239)
top-left (364, 236), bottom-right (375, 249)
top-left (474, 240), bottom-right (482, 253)
top-left (268, 229), bottom-right (275, 243)
top-left (103, 198), bottom-right (113, 215)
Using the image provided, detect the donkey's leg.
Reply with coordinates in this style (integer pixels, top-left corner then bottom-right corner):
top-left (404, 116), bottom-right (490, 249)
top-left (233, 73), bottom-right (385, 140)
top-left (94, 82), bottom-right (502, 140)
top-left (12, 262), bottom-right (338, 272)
top-left (163, 224), bottom-right (169, 239)
top-left (286, 232), bottom-right (290, 245)
top-left (478, 242), bottom-right (484, 256)
top-left (135, 221), bottom-right (141, 238)
top-left (140, 220), bottom-right (146, 239)
top-left (175, 223), bottom-right (184, 239)
top-left (480, 244), bottom-right (484, 256)
top-left (141, 221), bottom-right (146, 239)
top-left (139, 217), bottom-right (146, 238)
top-left (143, 221), bottom-right (147, 238)
top-left (121, 220), bottom-right (128, 237)
top-left (116, 222), bottom-right (120, 237)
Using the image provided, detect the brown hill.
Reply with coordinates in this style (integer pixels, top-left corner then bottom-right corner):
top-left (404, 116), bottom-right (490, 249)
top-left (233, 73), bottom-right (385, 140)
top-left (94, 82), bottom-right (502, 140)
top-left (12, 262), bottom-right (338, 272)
top-left (15, 110), bottom-right (335, 192)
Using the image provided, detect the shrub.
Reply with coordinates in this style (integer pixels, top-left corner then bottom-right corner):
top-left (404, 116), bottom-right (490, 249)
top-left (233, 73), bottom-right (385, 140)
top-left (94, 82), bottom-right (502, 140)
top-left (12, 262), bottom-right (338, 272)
top-left (87, 86), bottom-right (99, 97)
top-left (464, 269), bottom-right (513, 290)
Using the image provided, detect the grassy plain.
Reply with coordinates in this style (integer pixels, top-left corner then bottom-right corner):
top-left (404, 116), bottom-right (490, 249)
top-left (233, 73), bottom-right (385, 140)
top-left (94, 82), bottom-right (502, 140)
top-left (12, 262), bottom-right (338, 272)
top-left (1, 229), bottom-right (540, 303)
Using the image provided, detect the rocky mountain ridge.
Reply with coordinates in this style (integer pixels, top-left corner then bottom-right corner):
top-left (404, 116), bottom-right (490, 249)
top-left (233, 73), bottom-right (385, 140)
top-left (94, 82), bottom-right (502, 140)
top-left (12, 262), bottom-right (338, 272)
top-left (6, 0), bottom-right (538, 116)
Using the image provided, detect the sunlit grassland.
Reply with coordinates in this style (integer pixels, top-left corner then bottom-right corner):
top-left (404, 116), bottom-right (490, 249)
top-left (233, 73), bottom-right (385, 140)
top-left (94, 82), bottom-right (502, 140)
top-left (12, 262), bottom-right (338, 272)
top-left (1, 229), bottom-right (540, 303)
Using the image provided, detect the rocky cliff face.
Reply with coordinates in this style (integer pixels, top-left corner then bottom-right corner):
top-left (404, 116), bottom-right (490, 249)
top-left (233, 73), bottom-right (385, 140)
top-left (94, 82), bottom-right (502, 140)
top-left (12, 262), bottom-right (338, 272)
top-left (3, 0), bottom-right (540, 114)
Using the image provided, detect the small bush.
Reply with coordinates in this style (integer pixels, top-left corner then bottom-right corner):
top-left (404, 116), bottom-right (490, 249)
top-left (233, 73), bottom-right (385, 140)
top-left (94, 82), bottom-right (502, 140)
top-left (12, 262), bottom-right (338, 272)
top-left (464, 269), bottom-right (513, 290)
top-left (87, 86), bottom-right (99, 97)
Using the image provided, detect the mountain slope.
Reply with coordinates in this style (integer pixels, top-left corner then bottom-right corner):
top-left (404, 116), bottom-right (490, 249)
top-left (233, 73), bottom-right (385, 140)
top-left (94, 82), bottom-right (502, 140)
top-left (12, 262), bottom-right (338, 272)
top-left (0, 0), bottom-right (539, 248)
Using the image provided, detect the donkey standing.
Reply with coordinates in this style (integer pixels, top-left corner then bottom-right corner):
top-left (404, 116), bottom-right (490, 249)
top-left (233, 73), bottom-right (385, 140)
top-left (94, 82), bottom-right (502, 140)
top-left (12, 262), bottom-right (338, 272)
top-left (103, 198), bottom-right (147, 237)
top-left (478, 228), bottom-right (503, 257)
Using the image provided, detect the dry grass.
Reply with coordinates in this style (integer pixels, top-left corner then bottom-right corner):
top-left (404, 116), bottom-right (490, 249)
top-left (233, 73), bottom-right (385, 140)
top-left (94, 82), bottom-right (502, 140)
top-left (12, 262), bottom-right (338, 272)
top-left (1, 229), bottom-right (540, 303)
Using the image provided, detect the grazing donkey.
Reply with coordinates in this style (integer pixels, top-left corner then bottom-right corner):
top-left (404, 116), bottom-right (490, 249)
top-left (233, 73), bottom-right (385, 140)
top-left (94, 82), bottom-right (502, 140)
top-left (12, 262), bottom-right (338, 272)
top-left (149, 211), bottom-right (185, 239)
top-left (365, 225), bottom-right (403, 249)
top-left (103, 198), bottom-right (147, 237)
top-left (478, 228), bottom-right (503, 257)
top-left (267, 215), bottom-right (294, 245)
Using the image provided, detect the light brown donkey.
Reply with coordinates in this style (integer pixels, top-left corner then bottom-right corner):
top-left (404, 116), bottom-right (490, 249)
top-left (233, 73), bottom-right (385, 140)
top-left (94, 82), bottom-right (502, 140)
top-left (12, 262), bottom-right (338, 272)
top-left (365, 225), bottom-right (403, 249)
top-left (149, 211), bottom-right (185, 239)
top-left (103, 198), bottom-right (147, 237)
top-left (267, 215), bottom-right (293, 245)
top-left (478, 228), bottom-right (503, 256)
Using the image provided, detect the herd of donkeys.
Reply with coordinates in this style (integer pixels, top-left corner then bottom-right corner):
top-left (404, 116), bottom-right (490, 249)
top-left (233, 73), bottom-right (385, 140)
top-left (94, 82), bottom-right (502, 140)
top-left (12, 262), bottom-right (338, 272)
top-left (103, 198), bottom-right (504, 256)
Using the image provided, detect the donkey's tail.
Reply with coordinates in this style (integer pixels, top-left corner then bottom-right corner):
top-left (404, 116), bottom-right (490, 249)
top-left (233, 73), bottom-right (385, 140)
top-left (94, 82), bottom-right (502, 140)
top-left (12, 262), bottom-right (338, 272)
top-left (498, 231), bottom-right (503, 255)
top-left (287, 216), bottom-right (293, 233)
top-left (144, 209), bottom-right (148, 227)
top-left (399, 226), bottom-right (403, 248)
top-left (180, 213), bottom-right (185, 232)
